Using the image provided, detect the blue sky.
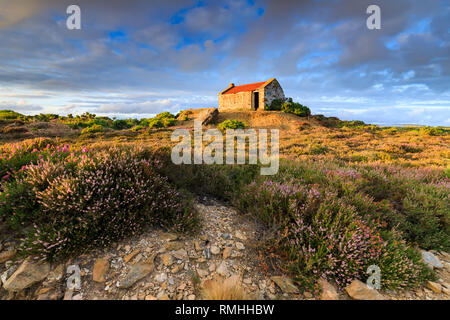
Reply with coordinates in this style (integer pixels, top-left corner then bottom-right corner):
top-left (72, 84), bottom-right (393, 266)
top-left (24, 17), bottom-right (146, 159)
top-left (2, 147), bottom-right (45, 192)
top-left (0, 0), bottom-right (449, 125)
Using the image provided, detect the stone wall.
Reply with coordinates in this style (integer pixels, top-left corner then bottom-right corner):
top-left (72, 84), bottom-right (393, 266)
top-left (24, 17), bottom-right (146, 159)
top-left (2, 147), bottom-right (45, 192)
top-left (219, 91), bottom-right (253, 112)
top-left (260, 79), bottom-right (285, 110)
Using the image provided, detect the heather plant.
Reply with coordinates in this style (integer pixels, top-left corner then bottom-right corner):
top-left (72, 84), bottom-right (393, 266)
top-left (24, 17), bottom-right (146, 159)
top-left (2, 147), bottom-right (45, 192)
top-left (233, 169), bottom-right (438, 290)
top-left (1, 144), bottom-right (199, 261)
top-left (0, 138), bottom-right (71, 190)
top-left (375, 237), bottom-right (436, 289)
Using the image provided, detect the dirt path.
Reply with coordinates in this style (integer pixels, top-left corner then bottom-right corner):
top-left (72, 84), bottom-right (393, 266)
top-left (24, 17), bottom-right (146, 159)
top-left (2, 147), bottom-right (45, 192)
top-left (61, 197), bottom-right (286, 300)
top-left (1, 196), bottom-right (449, 300)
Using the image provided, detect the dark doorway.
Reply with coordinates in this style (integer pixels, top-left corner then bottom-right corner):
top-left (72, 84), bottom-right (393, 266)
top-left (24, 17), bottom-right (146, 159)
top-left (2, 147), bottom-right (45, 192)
top-left (253, 92), bottom-right (259, 110)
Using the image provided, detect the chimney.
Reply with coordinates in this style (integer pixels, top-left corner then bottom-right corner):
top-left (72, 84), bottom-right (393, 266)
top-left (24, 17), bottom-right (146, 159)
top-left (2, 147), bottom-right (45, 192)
top-left (229, 83), bottom-right (235, 88)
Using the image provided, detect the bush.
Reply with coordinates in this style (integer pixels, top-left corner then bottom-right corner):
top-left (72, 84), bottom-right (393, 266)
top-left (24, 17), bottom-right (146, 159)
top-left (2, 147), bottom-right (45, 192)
top-left (264, 99), bottom-right (311, 117)
top-left (148, 118), bottom-right (165, 128)
top-left (130, 125), bottom-right (145, 132)
top-left (218, 120), bottom-right (246, 130)
top-left (112, 119), bottom-right (129, 130)
top-left (230, 159), bottom-right (444, 290)
top-left (281, 101), bottom-right (311, 117)
top-left (141, 112), bottom-right (178, 128)
top-left (419, 127), bottom-right (447, 136)
top-left (265, 99), bottom-right (284, 111)
top-left (81, 124), bottom-right (104, 134)
top-left (0, 110), bottom-right (24, 120)
top-left (1, 145), bottom-right (199, 261)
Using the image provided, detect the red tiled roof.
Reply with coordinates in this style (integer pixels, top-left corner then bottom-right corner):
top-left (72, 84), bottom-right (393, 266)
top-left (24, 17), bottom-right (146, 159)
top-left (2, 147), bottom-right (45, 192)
top-left (222, 81), bottom-right (266, 94)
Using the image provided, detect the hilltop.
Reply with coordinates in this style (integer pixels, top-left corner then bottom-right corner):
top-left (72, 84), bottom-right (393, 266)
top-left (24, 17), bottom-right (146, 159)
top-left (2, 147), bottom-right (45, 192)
top-left (0, 107), bottom-right (449, 301)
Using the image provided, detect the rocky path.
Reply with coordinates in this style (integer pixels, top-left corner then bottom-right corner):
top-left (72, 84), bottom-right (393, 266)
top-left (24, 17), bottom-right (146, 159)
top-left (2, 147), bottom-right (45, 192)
top-left (0, 196), bottom-right (449, 300)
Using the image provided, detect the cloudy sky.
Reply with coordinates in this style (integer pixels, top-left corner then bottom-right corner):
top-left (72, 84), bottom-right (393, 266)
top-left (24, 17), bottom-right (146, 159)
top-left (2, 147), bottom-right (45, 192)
top-left (0, 0), bottom-right (449, 125)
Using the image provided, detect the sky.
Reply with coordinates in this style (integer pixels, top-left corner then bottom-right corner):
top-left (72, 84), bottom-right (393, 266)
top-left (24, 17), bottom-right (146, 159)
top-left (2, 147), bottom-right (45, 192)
top-left (0, 0), bottom-right (449, 125)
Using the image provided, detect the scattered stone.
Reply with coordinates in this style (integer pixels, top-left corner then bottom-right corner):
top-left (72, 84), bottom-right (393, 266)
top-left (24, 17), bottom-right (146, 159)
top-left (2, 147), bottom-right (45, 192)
top-left (72, 294), bottom-right (83, 300)
top-left (93, 258), bottom-right (109, 283)
top-left (222, 247), bottom-right (232, 259)
top-left (3, 258), bottom-right (50, 291)
top-left (303, 292), bottom-right (313, 298)
top-left (188, 294), bottom-right (196, 300)
top-left (155, 273), bottom-right (167, 283)
top-left (119, 255), bottom-right (155, 289)
top-left (173, 249), bottom-right (187, 260)
top-left (318, 279), bottom-right (339, 300)
top-left (165, 241), bottom-right (184, 251)
top-left (197, 269), bottom-right (208, 278)
top-left (427, 281), bottom-right (442, 293)
top-left (235, 242), bottom-right (245, 250)
top-left (1, 265), bottom-right (17, 285)
top-left (171, 265), bottom-right (182, 273)
top-left (161, 253), bottom-right (174, 267)
top-left (145, 295), bottom-right (157, 300)
top-left (345, 280), bottom-right (385, 300)
top-left (194, 241), bottom-right (202, 251)
top-left (443, 287), bottom-right (450, 296)
top-left (210, 245), bottom-right (220, 255)
top-left (47, 264), bottom-right (65, 283)
top-left (270, 276), bottom-right (299, 294)
top-left (209, 264), bottom-right (216, 272)
top-left (160, 232), bottom-right (178, 242)
top-left (124, 245), bottom-right (131, 252)
top-left (157, 292), bottom-right (170, 300)
top-left (216, 261), bottom-right (228, 276)
top-left (204, 247), bottom-right (212, 259)
top-left (124, 249), bottom-right (140, 263)
top-left (223, 233), bottom-right (230, 240)
top-left (0, 250), bottom-right (16, 263)
top-left (63, 289), bottom-right (74, 300)
top-left (421, 250), bottom-right (444, 269)
top-left (235, 231), bottom-right (247, 241)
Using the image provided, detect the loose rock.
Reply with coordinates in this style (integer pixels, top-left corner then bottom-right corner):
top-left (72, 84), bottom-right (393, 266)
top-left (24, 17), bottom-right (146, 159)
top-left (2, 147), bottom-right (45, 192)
top-left (119, 255), bottom-right (155, 289)
top-left (318, 279), bottom-right (339, 300)
top-left (345, 280), bottom-right (385, 300)
top-left (93, 258), bottom-right (109, 283)
top-left (427, 281), bottom-right (442, 293)
top-left (421, 251), bottom-right (444, 269)
top-left (270, 276), bottom-right (299, 294)
top-left (3, 258), bottom-right (50, 292)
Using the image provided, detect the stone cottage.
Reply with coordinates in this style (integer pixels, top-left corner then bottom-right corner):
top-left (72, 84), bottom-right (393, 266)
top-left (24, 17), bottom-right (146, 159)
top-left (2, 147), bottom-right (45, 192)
top-left (218, 78), bottom-right (285, 112)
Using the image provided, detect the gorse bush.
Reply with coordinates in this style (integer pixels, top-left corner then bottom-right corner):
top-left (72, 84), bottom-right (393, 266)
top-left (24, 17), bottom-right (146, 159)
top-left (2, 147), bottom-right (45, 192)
top-left (218, 120), bottom-right (246, 130)
top-left (141, 112), bottom-right (178, 129)
top-left (0, 141), bottom-right (199, 261)
top-left (264, 98), bottom-right (311, 117)
top-left (0, 109), bottom-right (25, 120)
top-left (81, 124), bottom-right (104, 134)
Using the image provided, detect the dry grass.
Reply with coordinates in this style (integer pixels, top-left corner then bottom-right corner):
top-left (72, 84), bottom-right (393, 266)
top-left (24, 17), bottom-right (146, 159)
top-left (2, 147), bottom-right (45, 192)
top-left (1, 110), bottom-right (448, 169)
top-left (201, 275), bottom-right (250, 300)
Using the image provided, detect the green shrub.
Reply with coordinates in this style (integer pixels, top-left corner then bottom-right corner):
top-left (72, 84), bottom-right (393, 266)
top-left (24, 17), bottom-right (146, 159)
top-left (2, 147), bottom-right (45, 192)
top-left (148, 118), bottom-right (165, 128)
top-left (419, 126), bottom-right (447, 136)
top-left (265, 99), bottom-right (284, 111)
top-left (130, 125), bottom-right (145, 132)
top-left (218, 120), bottom-right (246, 130)
top-left (308, 144), bottom-right (329, 155)
top-left (112, 119), bottom-right (129, 130)
top-left (0, 109), bottom-right (23, 120)
top-left (281, 101), bottom-right (311, 117)
top-left (81, 124), bottom-right (104, 134)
